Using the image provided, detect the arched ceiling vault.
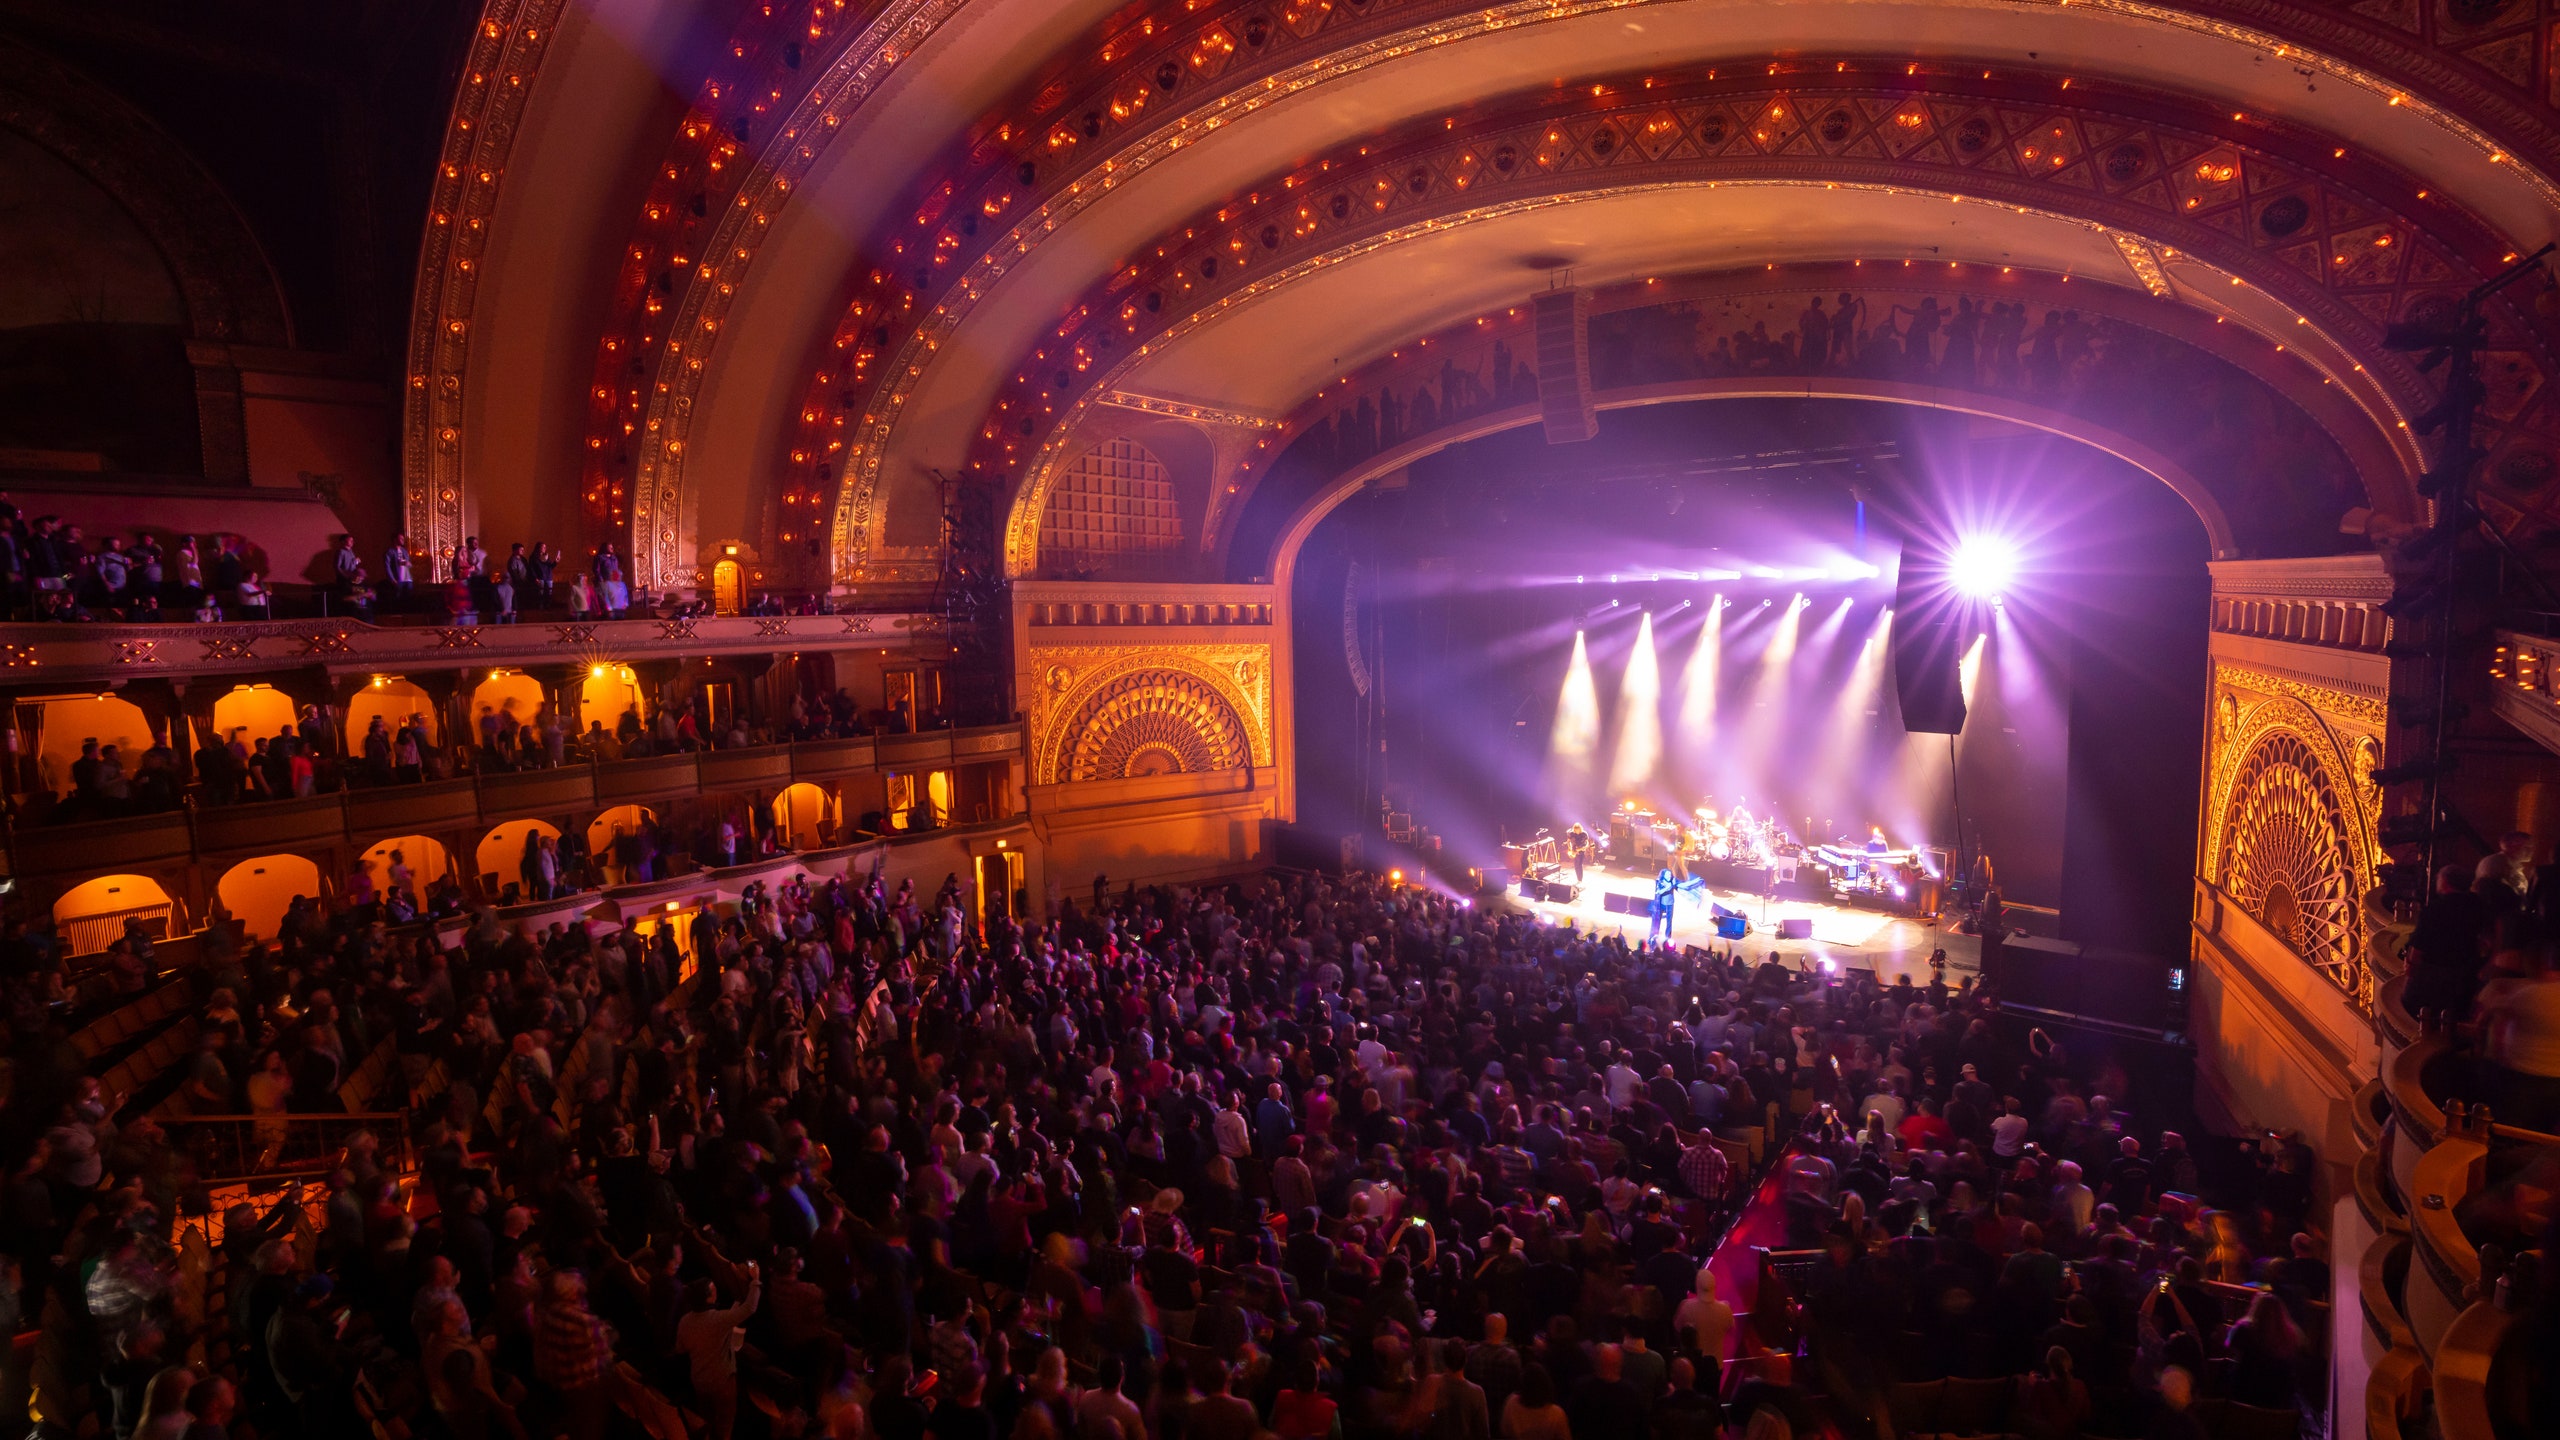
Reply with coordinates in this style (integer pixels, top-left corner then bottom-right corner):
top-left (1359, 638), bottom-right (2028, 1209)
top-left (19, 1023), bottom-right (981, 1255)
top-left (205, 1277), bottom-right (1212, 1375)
top-left (426, 0), bottom-right (2560, 586)
top-left (926, 69), bottom-right (2552, 577)
top-left (1215, 260), bottom-right (2428, 581)
top-left (0, 36), bottom-right (291, 349)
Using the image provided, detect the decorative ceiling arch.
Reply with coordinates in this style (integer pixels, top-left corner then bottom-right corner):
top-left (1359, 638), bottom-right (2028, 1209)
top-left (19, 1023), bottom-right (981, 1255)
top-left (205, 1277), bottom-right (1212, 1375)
top-left (1243, 377), bottom-right (2257, 597)
top-left (590, 0), bottom-right (979, 591)
top-left (404, 0), bottom-right (570, 566)
top-left (709, 0), bottom-right (2560, 588)
top-left (0, 37), bottom-right (291, 349)
top-left (419, 0), bottom-right (2560, 586)
top-left (965, 70), bottom-right (2554, 578)
top-left (1209, 261), bottom-right (2431, 578)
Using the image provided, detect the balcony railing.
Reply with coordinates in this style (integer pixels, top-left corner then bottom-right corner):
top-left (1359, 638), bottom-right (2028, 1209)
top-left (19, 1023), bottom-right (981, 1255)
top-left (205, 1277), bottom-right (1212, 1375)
top-left (7, 722), bottom-right (1025, 875)
top-left (0, 609), bottom-right (950, 686)
top-left (2490, 628), bottom-right (2560, 759)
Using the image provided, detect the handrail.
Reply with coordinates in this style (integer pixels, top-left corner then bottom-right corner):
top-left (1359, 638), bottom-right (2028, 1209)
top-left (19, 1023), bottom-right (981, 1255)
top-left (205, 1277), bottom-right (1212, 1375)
top-left (2382, 1029), bottom-right (2560, 1149)
top-left (2359, 1231), bottom-right (2416, 1354)
top-left (2431, 1299), bottom-right (2518, 1440)
top-left (158, 1110), bottom-right (412, 1178)
top-left (2365, 1346), bottom-right (2429, 1440)
top-left (2354, 1147), bottom-right (2406, 1236)
top-left (2409, 1130), bottom-right (2488, 1298)
top-left (11, 723), bottom-right (1026, 878)
top-left (2351, 1076), bottom-right (2388, 1150)
top-left (2376, 974), bottom-right (2421, 1051)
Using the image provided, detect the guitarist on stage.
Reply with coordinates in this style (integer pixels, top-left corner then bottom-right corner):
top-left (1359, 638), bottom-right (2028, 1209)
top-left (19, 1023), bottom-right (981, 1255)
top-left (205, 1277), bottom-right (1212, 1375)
top-left (1651, 864), bottom-right (1679, 944)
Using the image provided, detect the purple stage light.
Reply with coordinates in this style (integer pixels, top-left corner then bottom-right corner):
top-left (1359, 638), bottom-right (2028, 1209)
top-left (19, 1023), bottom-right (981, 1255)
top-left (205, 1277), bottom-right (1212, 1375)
top-left (1948, 535), bottom-right (2021, 599)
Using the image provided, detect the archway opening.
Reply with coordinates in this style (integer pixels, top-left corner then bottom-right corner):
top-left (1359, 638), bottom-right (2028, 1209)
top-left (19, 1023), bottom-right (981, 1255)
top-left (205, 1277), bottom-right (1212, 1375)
top-left (357, 835), bottom-right (453, 902)
top-left (216, 854), bottom-right (323, 941)
top-left (468, 671), bottom-right (550, 756)
top-left (347, 679), bottom-right (439, 753)
top-left (31, 693), bottom-right (155, 803)
top-left (1292, 395), bottom-right (2230, 960)
top-left (53, 873), bottom-right (176, 955)
top-left (773, 782), bottom-right (835, 850)
top-left (211, 684), bottom-right (298, 752)
top-left (587, 805), bottom-right (658, 881)
top-left (579, 665), bottom-right (647, 740)
top-left (475, 820), bottom-right (562, 900)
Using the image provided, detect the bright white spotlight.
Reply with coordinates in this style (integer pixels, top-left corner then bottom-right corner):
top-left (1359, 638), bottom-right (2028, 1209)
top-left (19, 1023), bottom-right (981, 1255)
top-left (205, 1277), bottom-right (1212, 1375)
top-left (1948, 536), bottom-right (2020, 598)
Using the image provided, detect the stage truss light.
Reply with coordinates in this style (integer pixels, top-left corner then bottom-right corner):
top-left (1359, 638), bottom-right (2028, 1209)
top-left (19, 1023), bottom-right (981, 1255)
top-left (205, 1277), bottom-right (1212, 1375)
top-left (1947, 535), bottom-right (2021, 599)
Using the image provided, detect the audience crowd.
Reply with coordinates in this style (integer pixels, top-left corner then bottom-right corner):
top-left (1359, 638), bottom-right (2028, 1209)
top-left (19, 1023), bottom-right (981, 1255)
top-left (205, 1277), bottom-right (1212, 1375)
top-left (2400, 831), bottom-right (2560, 1132)
top-left (0, 504), bottom-right (831, 625)
top-left (0, 864), bottom-right (2373, 1440)
top-left (36, 683), bottom-right (946, 828)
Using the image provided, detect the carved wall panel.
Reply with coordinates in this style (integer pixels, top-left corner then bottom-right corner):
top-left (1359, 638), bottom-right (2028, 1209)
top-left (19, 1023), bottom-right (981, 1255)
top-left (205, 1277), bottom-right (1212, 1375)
top-left (981, 72), bottom-right (2551, 577)
top-left (2204, 663), bottom-right (2386, 1010)
top-left (1027, 644), bottom-right (1273, 785)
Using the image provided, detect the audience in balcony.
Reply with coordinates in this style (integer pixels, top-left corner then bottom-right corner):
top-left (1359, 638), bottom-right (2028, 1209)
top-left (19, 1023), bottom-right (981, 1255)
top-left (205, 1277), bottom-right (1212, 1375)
top-left (0, 861), bottom-right (2337, 1440)
top-left (2403, 834), bottom-right (2560, 1132)
top-left (0, 499), bottom-right (858, 625)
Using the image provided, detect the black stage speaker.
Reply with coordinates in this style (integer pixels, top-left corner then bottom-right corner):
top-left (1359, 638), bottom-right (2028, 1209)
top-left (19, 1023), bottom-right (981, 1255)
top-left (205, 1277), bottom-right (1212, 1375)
top-left (1982, 934), bottom-right (2176, 1023)
top-left (1890, 550), bottom-right (1968, 735)
top-left (1776, 917), bottom-right (1814, 940)
top-left (1715, 915), bottom-right (1751, 940)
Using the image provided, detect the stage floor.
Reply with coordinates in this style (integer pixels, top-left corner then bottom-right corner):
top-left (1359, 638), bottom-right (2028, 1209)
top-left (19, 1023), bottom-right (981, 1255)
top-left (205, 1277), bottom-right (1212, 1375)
top-left (1509, 864), bottom-right (1979, 981)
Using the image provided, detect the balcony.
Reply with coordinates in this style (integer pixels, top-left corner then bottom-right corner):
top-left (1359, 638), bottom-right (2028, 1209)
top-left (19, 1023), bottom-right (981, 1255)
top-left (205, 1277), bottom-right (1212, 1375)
top-left (0, 609), bottom-right (950, 688)
top-left (2356, 1020), bottom-right (2553, 1440)
top-left (7, 722), bottom-right (1025, 876)
top-left (2489, 627), bottom-right (2560, 758)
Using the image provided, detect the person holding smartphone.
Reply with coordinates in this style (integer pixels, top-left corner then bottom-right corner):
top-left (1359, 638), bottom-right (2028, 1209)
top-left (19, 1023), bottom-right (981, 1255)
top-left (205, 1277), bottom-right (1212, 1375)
top-left (676, 1261), bottom-right (762, 1440)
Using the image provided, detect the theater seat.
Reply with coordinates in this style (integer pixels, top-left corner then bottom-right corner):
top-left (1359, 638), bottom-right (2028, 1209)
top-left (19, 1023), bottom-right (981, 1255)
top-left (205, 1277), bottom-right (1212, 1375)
top-left (2195, 1398), bottom-right (2299, 1440)
top-left (1886, 1379), bottom-right (1944, 1435)
top-left (1935, 1374), bottom-right (2016, 1435)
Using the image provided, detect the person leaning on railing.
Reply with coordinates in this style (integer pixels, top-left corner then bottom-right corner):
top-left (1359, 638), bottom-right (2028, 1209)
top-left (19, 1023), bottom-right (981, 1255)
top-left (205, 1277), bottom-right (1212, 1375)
top-left (2470, 936), bottom-right (2560, 1132)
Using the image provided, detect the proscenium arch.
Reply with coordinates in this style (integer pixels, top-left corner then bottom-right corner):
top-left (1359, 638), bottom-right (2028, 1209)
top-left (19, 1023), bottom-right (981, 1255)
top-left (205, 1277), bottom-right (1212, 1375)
top-left (1198, 256), bottom-right (2412, 573)
top-left (437, 0), bottom-right (2560, 593)
top-left (988, 184), bottom-right (2470, 580)
top-left (838, 55), bottom-right (2554, 585)
top-left (957, 70), bottom-right (2545, 580)
top-left (593, 0), bottom-right (2560, 586)
top-left (1252, 380), bottom-right (2246, 598)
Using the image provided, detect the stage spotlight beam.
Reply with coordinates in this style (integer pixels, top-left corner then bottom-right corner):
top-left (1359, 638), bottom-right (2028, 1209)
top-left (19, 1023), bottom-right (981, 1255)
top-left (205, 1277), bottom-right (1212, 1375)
top-left (1609, 612), bottom-right (1663, 796)
top-left (1550, 630), bottom-right (1602, 803)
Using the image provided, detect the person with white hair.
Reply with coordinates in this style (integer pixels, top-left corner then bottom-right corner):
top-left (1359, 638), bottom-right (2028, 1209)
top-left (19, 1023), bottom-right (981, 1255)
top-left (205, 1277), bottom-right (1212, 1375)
top-left (1672, 1264), bottom-right (1734, 1360)
top-left (2051, 1159), bottom-right (2096, 1238)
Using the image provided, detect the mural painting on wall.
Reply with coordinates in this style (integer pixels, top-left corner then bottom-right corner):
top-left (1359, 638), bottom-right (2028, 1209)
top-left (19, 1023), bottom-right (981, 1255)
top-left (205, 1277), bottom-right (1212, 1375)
top-left (1258, 287), bottom-right (2365, 558)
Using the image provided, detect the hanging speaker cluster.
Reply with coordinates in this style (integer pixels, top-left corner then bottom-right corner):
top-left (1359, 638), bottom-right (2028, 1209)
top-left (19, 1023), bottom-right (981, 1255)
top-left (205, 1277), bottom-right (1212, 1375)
top-left (1889, 542), bottom-right (1969, 735)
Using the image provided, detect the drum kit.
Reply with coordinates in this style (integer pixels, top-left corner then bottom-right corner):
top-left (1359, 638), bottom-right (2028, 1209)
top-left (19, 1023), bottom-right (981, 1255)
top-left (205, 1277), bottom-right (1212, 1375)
top-left (1689, 806), bottom-right (1787, 869)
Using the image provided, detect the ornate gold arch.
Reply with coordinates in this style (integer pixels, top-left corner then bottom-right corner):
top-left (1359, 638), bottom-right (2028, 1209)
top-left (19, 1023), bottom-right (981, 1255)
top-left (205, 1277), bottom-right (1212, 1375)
top-left (1029, 646), bottom-right (1273, 784)
top-left (960, 74), bottom-right (2549, 579)
top-left (2205, 675), bottom-right (2384, 1009)
top-left (619, 0), bottom-right (974, 590)
top-left (794, 0), bottom-right (2560, 584)
top-left (403, 0), bottom-right (567, 571)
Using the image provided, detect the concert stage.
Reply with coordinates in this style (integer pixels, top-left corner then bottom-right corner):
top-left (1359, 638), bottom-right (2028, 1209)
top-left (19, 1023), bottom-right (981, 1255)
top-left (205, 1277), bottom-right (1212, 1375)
top-left (1510, 864), bottom-right (1980, 982)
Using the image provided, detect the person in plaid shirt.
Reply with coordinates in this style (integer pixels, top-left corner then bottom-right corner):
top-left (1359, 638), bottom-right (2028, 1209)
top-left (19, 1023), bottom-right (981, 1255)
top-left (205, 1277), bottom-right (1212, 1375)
top-left (1483, 1129), bottom-right (1537, 1202)
top-left (534, 1270), bottom-right (616, 1440)
top-left (1678, 1132), bottom-right (1731, 1201)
